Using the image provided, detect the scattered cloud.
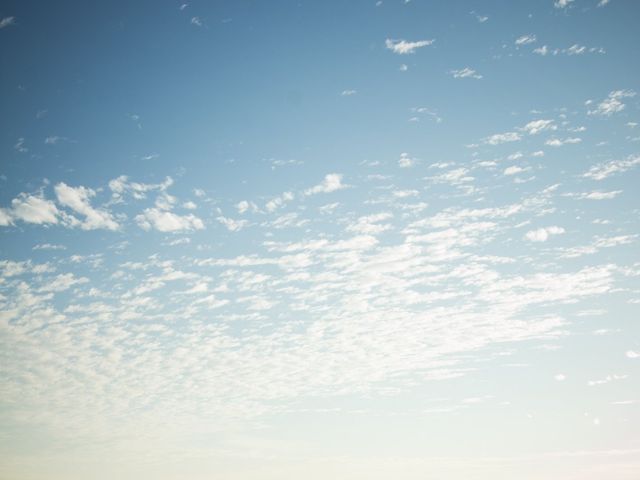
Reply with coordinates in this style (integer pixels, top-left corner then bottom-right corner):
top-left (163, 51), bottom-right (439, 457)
top-left (545, 137), bottom-right (582, 147)
top-left (304, 173), bottom-right (347, 195)
top-left (515, 35), bottom-right (537, 45)
top-left (588, 90), bottom-right (636, 116)
top-left (54, 183), bottom-right (119, 230)
top-left (583, 155), bottom-right (640, 180)
top-left (450, 67), bottom-right (482, 79)
top-left (136, 208), bottom-right (204, 232)
top-left (554, 0), bottom-right (574, 8)
top-left (385, 38), bottom-right (435, 54)
top-left (0, 16), bottom-right (15, 29)
top-left (398, 152), bottom-right (417, 168)
top-left (521, 119), bottom-right (556, 135)
top-left (525, 226), bottom-right (565, 242)
top-left (484, 132), bottom-right (521, 145)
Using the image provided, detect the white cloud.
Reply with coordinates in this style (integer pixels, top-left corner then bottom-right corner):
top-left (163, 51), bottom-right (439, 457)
top-left (554, 0), bottom-right (574, 8)
top-left (451, 67), bottom-right (482, 79)
top-left (398, 152), bottom-right (416, 168)
top-left (0, 208), bottom-right (13, 226)
top-left (346, 212), bottom-right (393, 235)
top-left (515, 35), bottom-right (537, 45)
top-left (304, 173), bottom-right (346, 195)
top-left (566, 44), bottom-right (586, 55)
top-left (54, 183), bottom-right (119, 231)
top-left (576, 190), bottom-right (622, 200)
top-left (484, 132), bottom-right (521, 145)
top-left (217, 216), bottom-right (248, 232)
top-left (236, 200), bottom-right (253, 214)
top-left (626, 350), bottom-right (640, 358)
top-left (535, 44), bottom-right (604, 56)
top-left (588, 90), bottom-right (636, 116)
top-left (14, 137), bottom-right (27, 153)
top-left (597, 0), bottom-right (611, 6)
top-left (587, 374), bottom-right (627, 386)
top-left (10, 193), bottom-right (59, 224)
top-left (0, 16), bottom-right (15, 29)
top-left (190, 16), bottom-right (202, 27)
top-left (33, 243), bottom-right (66, 251)
top-left (341, 90), bottom-right (357, 96)
top-left (554, 373), bottom-right (567, 381)
top-left (534, 45), bottom-right (549, 55)
top-left (521, 119), bottom-right (556, 135)
top-left (583, 155), bottom-right (640, 180)
top-left (108, 175), bottom-right (173, 202)
top-left (504, 166), bottom-right (529, 176)
top-left (525, 226), bottom-right (565, 242)
top-left (40, 273), bottom-right (89, 292)
top-left (266, 192), bottom-right (295, 212)
top-left (385, 38), bottom-right (434, 54)
top-left (559, 234), bottom-right (636, 258)
top-left (545, 137), bottom-right (582, 147)
top-left (136, 208), bottom-right (204, 232)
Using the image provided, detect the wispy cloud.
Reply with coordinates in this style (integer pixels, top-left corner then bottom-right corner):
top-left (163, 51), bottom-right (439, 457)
top-left (450, 67), bottom-right (482, 79)
top-left (385, 38), bottom-right (435, 54)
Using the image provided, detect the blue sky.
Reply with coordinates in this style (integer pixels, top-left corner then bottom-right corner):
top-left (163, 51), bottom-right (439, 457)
top-left (1, 1), bottom-right (640, 479)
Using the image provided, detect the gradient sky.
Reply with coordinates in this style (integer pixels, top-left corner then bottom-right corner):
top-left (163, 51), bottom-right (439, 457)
top-left (1, 1), bottom-right (640, 479)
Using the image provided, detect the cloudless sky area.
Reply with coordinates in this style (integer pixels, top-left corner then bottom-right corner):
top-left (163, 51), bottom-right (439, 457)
top-left (1, 1), bottom-right (639, 479)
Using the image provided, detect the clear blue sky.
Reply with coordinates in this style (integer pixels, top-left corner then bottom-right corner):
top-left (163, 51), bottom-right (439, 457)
top-left (1, 1), bottom-right (639, 479)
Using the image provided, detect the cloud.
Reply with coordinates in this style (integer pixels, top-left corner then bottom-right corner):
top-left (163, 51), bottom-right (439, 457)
top-left (597, 0), bottom-right (611, 5)
top-left (534, 44), bottom-right (605, 56)
top-left (450, 67), bottom-right (482, 79)
top-left (0, 16), bottom-right (15, 29)
top-left (521, 119), bottom-right (556, 135)
top-left (385, 38), bottom-right (434, 54)
top-left (14, 137), bottom-right (27, 153)
top-left (398, 152), bottom-right (416, 168)
top-left (626, 350), bottom-right (640, 359)
top-left (545, 137), bottom-right (582, 147)
top-left (341, 90), bottom-right (357, 96)
top-left (9, 193), bottom-right (60, 225)
top-left (504, 166), bottom-right (529, 176)
top-left (554, 0), bottom-right (574, 8)
top-left (108, 175), bottom-right (173, 202)
top-left (54, 183), bottom-right (119, 230)
top-left (587, 374), bottom-right (627, 386)
top-left (484, 132), bottom-right (521, 145)
top-left (588, 90), bottom-right (636, 116)
top-left (136, 208), bottom-right (204, 232)
top-left (40, 273), bottom-right (89, 292)
top-left (304, 174), bottom-right (347, 195)
top-left (572, 190), bottom-right (622, 200)
top-left (559, 234), bottom-right (636, 258)
top-left (217, 216), bottom-right (248, 232)
top-left (524, 226), bottom-right (565, 242)
top-left (515, 35), bottom-right (537, 45)
top-left (534, 45), bottom-right (549, 56)
top-left (236, 200), bottom-right (256, 214)
top-left (33, 243), bottom-right (66, 251)
top-left (265, 192), bottom-right (295, 212)
top-left (0, 208), bottom-right (13, 226)
top-left (583, 155), bottom-right (640, 180)
top-left (191, 16), bottom-right (202, 27)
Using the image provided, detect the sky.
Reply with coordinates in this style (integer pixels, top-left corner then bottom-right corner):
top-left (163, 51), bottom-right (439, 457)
top-left (1, 1), bottom-right (639, 479)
